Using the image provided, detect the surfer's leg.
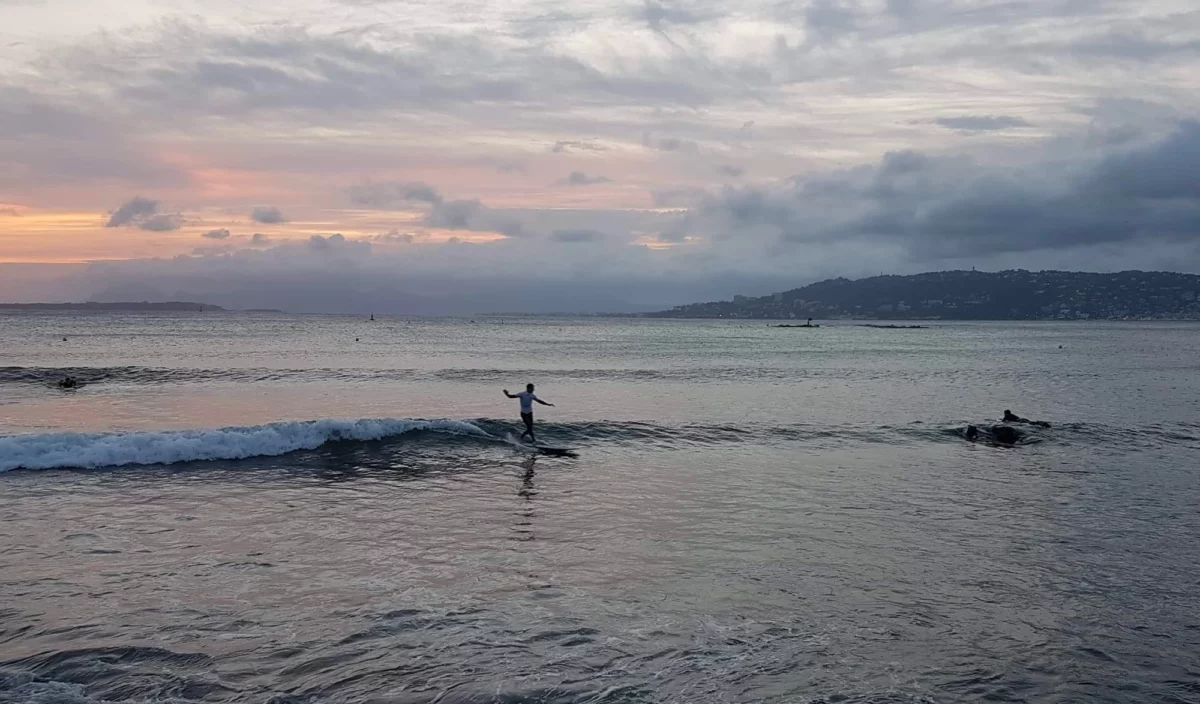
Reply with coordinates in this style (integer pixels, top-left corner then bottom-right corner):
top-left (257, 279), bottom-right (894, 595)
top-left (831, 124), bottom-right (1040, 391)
top-left (521, 412), bottom-right (535, 443)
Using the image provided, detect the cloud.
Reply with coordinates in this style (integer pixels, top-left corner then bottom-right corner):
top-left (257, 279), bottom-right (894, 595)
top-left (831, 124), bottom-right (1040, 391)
top-left (202, 228), bottom-right (231, 240)
top-left (251, 206), bottom-right (286, 224)
top-left (686, 121), bottom-right (1200, 257)
top-left (557, 171), bottom-right (612, 186)
top-left (551, 141), bottom-right (605, 154)
top-left (935, 115), bottom-right (1033, 132)
top-left (105, 197), bottom-right (159, 227)
top-left (0, 207), bottom-right (20, 216)
top-left (373, 229), bottom-right (415, 243)
top-left (307, 233), bottom-right (371, 255)
top-left (644, 134), bottom-right (699, 152)
top-left (652, 189), bottom-right (705, 207)
top-left (347, 181), bottom-right (523, 236)
top-left (426, 198), bottom-right (526, 237)
top-left (348, 181), bottom-right (442, 208)
top-left (551, 229), bottom-right (604, 243)
top-left (639, 1), bottom-right (712, 30)
top-left (139, 213), bottom-right (184, 232)
top-left (192, 244), bottom-right (235, 256)
top-left (250, 233), bottom-right (271, 246)
top-left (0, 88), bottom-right (189, 190)
top-left (718, 165), bottom-right (745, 178)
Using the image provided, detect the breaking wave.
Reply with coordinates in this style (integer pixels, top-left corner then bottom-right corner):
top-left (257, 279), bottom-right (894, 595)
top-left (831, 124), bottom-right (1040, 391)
top-left (2, 417), bottom-right (1193, 474)
top-left (0, 419), bottom-right (490, 473)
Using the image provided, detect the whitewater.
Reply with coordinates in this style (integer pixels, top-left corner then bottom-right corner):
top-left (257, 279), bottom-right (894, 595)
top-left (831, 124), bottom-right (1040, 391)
top-left (0, 418), bottom-right (491, 472)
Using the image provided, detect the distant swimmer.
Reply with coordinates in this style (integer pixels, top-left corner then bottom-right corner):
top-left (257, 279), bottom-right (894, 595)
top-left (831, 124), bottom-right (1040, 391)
top-left (57, 376), bottom-right (79, 390)
top-left (503, 383), bottom-right (554, 444)
top-left (1003, 410), bottom-right (1051, 428)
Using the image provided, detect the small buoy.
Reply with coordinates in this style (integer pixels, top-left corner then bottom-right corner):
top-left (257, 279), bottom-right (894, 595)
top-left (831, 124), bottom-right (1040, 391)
top-left (355, 337), bottom-right (360, 342)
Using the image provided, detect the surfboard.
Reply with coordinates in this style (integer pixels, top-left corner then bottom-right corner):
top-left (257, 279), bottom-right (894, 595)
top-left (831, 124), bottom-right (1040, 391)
top-left (536, 446), bottom-right (578, 458)
top-left (502, 433), bottom-right (577, 457)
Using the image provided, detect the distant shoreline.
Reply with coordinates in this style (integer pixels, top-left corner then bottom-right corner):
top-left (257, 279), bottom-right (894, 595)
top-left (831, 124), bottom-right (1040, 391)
top-left (0, 302), bottom-right (283, 313)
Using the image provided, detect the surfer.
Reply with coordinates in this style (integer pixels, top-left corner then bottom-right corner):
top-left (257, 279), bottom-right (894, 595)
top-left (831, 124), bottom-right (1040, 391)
top-left (1002, 410), bottom-right (1050, 428)
top-left (503, 384), bottom-right (554, 444)
top-left (57, 376), bottom-right (79, 390)
top-left (964, 424), bottom-right (1021, 445)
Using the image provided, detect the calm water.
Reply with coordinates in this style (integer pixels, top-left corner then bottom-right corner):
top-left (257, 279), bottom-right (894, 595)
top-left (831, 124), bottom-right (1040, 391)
top-left (1, 313), bottom-right (1198, 703)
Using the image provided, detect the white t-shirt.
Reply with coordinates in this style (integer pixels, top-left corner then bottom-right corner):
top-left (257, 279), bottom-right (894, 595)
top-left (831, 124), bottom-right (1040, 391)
top-left (516, 391), bottom-right (538, 413)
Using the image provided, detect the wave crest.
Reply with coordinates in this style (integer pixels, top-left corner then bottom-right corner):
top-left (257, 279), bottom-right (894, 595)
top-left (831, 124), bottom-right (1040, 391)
top-left (0, 419), bottom-right (490, 472)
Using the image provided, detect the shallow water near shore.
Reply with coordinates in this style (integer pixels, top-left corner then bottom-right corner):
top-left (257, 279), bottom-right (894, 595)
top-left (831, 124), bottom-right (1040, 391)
top-left (2, 314), bottom-right (1199, 703)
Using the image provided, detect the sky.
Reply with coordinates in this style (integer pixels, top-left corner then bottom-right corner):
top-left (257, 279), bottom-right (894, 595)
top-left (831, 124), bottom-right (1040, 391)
top-left (1, 0), bottom-right (1198, 312)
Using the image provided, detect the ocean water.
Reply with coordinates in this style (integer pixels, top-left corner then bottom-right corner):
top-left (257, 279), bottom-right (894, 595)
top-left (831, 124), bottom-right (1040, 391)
top-left (1, 313), bottom-right (1199, 704)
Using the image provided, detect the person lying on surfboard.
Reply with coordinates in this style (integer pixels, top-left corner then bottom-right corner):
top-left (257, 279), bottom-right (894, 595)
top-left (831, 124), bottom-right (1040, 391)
top-left (503, 383), bottom-right (554, 444)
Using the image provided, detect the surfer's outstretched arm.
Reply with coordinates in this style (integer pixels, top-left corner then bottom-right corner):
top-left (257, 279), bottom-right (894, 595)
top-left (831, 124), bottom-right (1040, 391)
top-left (503, 389), bottom-right (517, 398)
top-left (536, 398), bottom-right (554, 407)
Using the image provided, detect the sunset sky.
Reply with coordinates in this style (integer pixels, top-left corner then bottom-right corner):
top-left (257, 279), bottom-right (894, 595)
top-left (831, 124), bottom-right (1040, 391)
top-left (2, 0), bottom-right (1198, 311)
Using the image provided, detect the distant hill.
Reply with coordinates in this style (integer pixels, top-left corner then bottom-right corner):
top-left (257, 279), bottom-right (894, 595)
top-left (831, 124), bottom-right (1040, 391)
top-left (0, 301), bottom-right (229, 312)
top-left (648, 270), bottom-right (1200, 320)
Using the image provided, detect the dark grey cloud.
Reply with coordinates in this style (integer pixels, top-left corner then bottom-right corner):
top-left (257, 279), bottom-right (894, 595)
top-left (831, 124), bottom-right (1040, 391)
top-left (558, 171), bottom-right (612, 186)
top-left (690, 121), bottom-right (1200, 258)
top-left (307, 233), bottom-right (371, 255)
top-left (139, 213), bottom-right (183, 232)
top-left (426, 198), bottom-right (525, 237)
top-left (202, 228), bottom-right (231, 240)
top-left (551, 228), bottom-right (603, 243)
top-left (251, 206), bottom-right (286, 224)
top-left (105, 196), bottom-right (158, 227)
top-left (935, 115), bottom-right (1032, 132)
top-left (250, 233), bottom-right (271, 246)
top-left (346, 181), bottom-right (524, 236)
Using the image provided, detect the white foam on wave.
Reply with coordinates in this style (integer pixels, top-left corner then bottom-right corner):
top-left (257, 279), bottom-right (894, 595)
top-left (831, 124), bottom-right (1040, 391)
top-left (0, 418), bottom-right (492, 472)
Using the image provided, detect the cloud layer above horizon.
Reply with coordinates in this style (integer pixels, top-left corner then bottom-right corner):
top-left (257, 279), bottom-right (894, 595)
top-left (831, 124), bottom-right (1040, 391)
top-left (1, 0), bottom-right (1199, 310)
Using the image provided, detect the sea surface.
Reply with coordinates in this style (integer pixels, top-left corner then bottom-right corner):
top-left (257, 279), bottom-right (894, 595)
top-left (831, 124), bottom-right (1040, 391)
top-left (1, 313), bottom-right (1199, 703)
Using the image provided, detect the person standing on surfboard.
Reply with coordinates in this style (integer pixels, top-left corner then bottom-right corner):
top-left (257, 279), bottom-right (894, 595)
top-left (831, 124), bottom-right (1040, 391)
top-left (503, 383), bottom-right (554, 444)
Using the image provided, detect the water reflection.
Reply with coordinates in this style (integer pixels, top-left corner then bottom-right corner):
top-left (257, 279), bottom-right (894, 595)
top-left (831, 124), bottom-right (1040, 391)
top-left (512, 456), bottom-right (538, 543)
